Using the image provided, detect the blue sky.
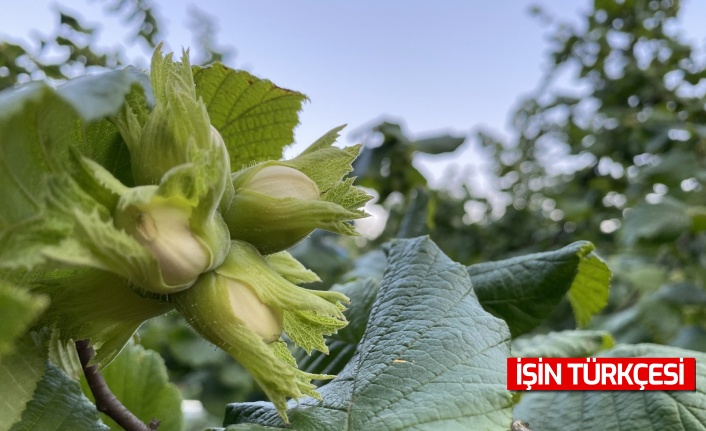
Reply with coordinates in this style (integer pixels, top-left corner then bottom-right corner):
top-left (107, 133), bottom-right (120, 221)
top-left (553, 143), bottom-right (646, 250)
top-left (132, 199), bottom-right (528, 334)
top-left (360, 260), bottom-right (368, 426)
top-left (1, 2), bottom-right (589, 151)
top-left (3, 1), bottom-right (706, 225)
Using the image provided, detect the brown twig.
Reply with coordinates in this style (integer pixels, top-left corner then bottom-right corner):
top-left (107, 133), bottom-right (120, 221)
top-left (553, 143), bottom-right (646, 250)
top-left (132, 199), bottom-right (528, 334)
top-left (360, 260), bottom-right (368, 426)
top-left (76, 339), bottom-right (159, 431)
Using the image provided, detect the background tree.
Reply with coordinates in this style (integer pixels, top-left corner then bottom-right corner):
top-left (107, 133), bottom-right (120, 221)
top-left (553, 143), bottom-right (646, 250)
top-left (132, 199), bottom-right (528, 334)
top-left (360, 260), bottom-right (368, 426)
top-left (482, 0), bottom-right (706, 347)
top-left (352, 0), bottom-right (706, 347)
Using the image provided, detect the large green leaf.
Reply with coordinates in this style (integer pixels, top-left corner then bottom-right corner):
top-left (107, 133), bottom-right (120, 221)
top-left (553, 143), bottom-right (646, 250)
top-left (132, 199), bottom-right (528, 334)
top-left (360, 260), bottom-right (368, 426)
top-left (0, 68), bottom-right (149, 270)
top-left (303, 241), bottom-right (612, 380)
top-left (512, 330), bottom-right (615, 358)
top-left (0, 84), bottom-right (77, 261)
top-left (0, 281), bottom-right (48, 360)
top-left (193, 63), bottom-right (307, 171)
top-left (470, 240), bottom-right (611, 336)
top-left (224, 236), bottom-right (513, 430)
top-left (513, 344), bottom-right (706, 431)
top-left (80, 340), bottom-right (184, 431)
top-left (0, 338), bottom-right (47, 431)
top-left (10, 362), bottom-right (108, 431)
top-left (334, 241), bottom-right (611, 340)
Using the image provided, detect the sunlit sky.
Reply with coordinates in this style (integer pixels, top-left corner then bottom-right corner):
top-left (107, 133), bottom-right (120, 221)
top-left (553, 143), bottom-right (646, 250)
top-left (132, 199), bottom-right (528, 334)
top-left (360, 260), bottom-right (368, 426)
top-left (3, 1), bottom-right (706, 197)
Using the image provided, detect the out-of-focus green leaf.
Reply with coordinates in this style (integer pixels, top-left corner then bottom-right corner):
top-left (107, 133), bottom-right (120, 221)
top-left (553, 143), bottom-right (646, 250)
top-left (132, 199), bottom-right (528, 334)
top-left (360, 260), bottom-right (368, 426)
top-left (33, 270), bottom-right (173, 368)
top-left (0, 68), bottom-right (149, 270)
top-left (653, 282), bottom-right (706, 306)
top-left (341, 249), bottom-right (386, 282)
top-left (0, 281), bottom-right (48, 360)
top-left (193, 63), bottom-right (307, 171)
top-left (225, 237), bottom-right (513, 430)
top-left (412, 134), bottom-right (465, 154)
top-left (607, 254), bottom-right (666, 294)
top-left (512, 330), bottom-right (615, 358)
top-left (169, 326), bottom-right (228, 368)
top-left (81, 340), bottom-right (184, 431)
top-left (687, 206), bottom-right (706, 233)
top-left (470, 241), bottom-right (611, 336)
top-left (671, 325), bottom-right (706, 352)
top-left (56, 67), bottom-right (152, 123)
top-left (396, 187), bottom-right (432, 238)
top-left (514, 344), bottom-right (706, 431)
top-left (0, 84), bottom-right (81, 269)
top-left (620, 198), bottom-right (691, 246)
top-left (639, 149), bottom-right (700, 186)
top-left (0, 338), bottom-right (47, 431)
top-left (288, 232), bottom-right (352, 289)
top-left (594, 282), bottom-right (704, 346)
top-left (10, 362), bottom-right (108, 431)
top-left (352, 122), bottom-right (429, 201)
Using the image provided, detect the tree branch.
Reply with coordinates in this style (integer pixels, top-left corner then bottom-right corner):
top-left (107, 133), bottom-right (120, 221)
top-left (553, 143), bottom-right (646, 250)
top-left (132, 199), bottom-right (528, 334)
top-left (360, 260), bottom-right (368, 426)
top-left (76, 339), bottom-right (160, 431)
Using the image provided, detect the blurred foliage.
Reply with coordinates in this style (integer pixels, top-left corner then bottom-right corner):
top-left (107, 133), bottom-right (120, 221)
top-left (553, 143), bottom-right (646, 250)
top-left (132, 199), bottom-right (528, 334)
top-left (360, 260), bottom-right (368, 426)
top-left (0, 10), bottom-right (119, 90)
top-left (351, 0), bottom-right (706, 350)
top-left (501, 0), bottom-right (706, 349)
top-left (0, 0), bottom-right (231, 91)
top-left (352, 122), bottom-right (465, 201)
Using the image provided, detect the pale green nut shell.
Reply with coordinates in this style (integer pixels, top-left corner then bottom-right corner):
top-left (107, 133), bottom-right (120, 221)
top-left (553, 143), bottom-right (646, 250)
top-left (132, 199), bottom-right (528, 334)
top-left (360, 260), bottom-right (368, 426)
top-left (113, 187), bottom-right (219, 293)
top-left (224, 164), bottom-right (323, 255)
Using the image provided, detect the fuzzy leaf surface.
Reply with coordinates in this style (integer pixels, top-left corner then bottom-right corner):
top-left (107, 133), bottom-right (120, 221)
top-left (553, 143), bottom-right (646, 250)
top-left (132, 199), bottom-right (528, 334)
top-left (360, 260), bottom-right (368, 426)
top-left (10, 362), bottom-right (108, 431)
top-left (224, 236), bottom-right (513, 430)
top-left (0, 338), bottom-right (47, 431)
top-left (193, 63), bottom-right (306, 170)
